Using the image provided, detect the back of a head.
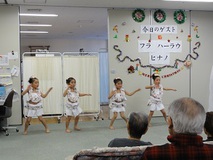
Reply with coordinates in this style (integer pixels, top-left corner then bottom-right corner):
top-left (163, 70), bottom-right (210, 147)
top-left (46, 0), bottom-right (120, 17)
top-left (128, 112), bottom-right (148, 139)
top-left (168, 97), bottom-right (206, 134)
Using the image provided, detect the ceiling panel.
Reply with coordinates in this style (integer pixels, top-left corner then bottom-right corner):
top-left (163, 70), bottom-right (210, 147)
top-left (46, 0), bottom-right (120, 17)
top-left (6, 0), bottom-right (213, 40)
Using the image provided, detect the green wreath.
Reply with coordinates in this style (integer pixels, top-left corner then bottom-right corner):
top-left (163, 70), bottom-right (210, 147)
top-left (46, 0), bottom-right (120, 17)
top-left (174, 10), bottom-right (186, 24)
top-left (132, 9), bottom-right (145, 23)
top-left (154, 9), bottom-right (166, 23)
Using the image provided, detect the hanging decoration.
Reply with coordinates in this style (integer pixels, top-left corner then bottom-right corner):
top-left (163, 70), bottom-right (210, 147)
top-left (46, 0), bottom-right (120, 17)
top-left (113, 41), bottom-right (201, 70)
top-left (122, 22), bottom-right (126, 26)
top-left (191, 22), bottom-right (195, 27)
top-left (187, 35), bottom-right (192, 42)
top-left (158, 35), bottom-right (162, 40)
top-left (125, 35), bottom-right (130, 42)
top-left (153, 68), bottom-right (161, 74)
top-left (113, 25), bottom-right (118, 33)
top-left (194, 26), bottom-right (200, 38)
top-left (128, 65), bottom-right (135, 73)
top-left (132, 9), bottom-right (145, 23)
top-left (153, 9), bottom-right (166, 23)
top-left (184, 60), bottom-right (192, 68)
top-left (113, 35), bottom-right (118, 39)
top-left (135, 64), bottom-right (139, 71)
top-left (174, 62), bottom-right (179, 69)
top-left (174, 10), bottom-right (186, 24)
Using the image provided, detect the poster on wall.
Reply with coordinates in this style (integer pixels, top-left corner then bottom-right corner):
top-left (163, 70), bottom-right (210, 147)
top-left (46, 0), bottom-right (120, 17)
top-left (149, 52), bottom-right (170, 65)
top-left (141, 25), bottom-right (177, 34)
top-left (138, 40), bottom-right (182, 53)
top-left (8, 51), bottom-right (18, 59)
top-left (0, 55), bottom-right (9, 66)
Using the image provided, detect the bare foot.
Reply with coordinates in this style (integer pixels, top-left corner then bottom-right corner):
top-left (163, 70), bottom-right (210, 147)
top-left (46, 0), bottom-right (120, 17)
top-left (74, 127), bottom-right (81, 131)
top-left (65, 129), bottom-right (71, 133)
top-left (148, 123), bottom-right (152, 127)
top-left (23, 131), bottom-right (28, 135)
top-left (109, 126), bottom-right (115, 130)
top-left (45, 128), bottom-right (50, 133)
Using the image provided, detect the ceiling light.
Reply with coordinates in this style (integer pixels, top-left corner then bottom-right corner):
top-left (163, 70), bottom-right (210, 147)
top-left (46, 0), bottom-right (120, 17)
top-left (24, 0), bottom-right (47, 4)
top-left (20, 24), bottom-right (52, 27)
top-left (19, 13), bottom-right (58, 17)
top-left (77, 20), bottom-right (94, 23)
top-left (163, 0), bottom-right (213, 2)
top-left (20, 31), bottom-right (48, 34)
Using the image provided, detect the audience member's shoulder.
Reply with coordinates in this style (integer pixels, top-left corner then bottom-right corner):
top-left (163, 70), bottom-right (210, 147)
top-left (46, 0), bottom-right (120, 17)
top-left (108, 138), bottom-right (125, 147)
top-left (145, 143), bottom-right (170, 150)
top-left (203, 141), bottom-right (213, 145)
top-left (108, 138), bottom-right (152, 147)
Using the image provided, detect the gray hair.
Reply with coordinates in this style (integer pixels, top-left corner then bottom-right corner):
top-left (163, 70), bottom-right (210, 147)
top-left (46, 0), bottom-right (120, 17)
top-left (168, 97), bottom-right (206, 134)
top-left (128, 112), bottom-right (148, 139)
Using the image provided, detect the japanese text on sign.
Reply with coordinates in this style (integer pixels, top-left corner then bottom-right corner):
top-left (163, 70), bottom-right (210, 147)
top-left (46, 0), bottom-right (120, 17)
top-left (149, 52), bottom-right (170, 65)
top-left (138, 40), bottom-right (182, 53)
top-left (141, 25), bottom-right (177, 34)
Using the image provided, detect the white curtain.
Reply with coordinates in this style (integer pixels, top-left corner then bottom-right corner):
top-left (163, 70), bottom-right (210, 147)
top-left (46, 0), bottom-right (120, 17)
top-left (99, 52), bottom-right (109, 104)
top-left (209, 66), bottom-right (213, 111)
top-left (23, 54), bottom-right (63, 114)
top-left (63, 55), bottom-right (100, 113)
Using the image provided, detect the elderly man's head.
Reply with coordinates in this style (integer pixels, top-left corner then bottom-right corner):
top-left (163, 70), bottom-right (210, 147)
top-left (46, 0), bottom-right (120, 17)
top-left (127, 112), bottom-right (148, 139)
top-left (168, 97), bottom-right (206, 135)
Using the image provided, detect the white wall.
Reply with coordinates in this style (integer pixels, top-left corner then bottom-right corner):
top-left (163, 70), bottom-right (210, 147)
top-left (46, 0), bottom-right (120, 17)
top-left (191, 11), bottom-right (213, 109)
top-left (0, 6), bottom-right (22, 125)
top-left (108, 9), bottom-right (212, 117)
top-left (21, 38), bottom-right (107, 53)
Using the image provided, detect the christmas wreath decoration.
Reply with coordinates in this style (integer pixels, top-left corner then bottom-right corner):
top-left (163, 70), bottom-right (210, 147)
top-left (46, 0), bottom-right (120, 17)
top-left (174, 10), bottom-right (186, 24)
top-left (154, 9), bottom-right (166, 23)
top-left (132, 9), bottom-right (145, 23)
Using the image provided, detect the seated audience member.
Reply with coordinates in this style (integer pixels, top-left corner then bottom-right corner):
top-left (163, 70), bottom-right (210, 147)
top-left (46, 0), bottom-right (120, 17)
top-left (142, 97), bottom-right (213, 160)
top-left (204, 112), bottom-right (213, 142)
top-left (108, 112), bottom-right (152, 147)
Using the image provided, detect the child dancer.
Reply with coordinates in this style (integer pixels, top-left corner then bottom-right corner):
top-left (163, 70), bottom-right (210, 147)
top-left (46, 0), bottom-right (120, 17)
top-left (145, 73), bottom-right (176, 126)
top-left (22, 77), bottom-right (53, 135)
top-left (63, 77), bottom-right (91, 133)
top-left (108, 77), bottom-right (141, 130)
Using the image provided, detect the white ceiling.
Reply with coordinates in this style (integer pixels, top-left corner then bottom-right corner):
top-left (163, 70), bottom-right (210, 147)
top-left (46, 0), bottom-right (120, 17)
top-left (2, 0), bottom-right (213, 39)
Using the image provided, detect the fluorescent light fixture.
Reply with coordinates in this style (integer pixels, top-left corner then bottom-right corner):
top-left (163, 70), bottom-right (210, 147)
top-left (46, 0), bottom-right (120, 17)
top-left (20, 31), bottom-right (48, 34)
top-left (20, 24), bottom-right (52, 27)
top-left (164, 0), bottom-right (213, 2)
top-left (19, 13), bottom-right (58, 17)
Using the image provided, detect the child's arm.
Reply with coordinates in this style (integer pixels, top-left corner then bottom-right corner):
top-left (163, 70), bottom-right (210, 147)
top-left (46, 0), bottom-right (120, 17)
top-left (125, 88), bottom-right (141, 96)
top-left (41, 87), bottom-right (53, 98)
top-left (145, 85), bottom-right (153, 89)
top-left (21, 85), bottom-right (31, 96)
top-left (163, 87), bottom-right (177, 91)
top-left (63, 87), bottom-right (69, 97)
top-left (79, 93), bottom-right (92, 97)
top-left (108, 90), bottom-right (116, 99)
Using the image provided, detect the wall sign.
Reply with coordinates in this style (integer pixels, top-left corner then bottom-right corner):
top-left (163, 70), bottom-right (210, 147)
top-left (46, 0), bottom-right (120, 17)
top-left (141, 25), bottom-right (177, 34)
top-left (149, 52), bottom-right (170, 65)
top-left (138, 40), bottom-right (182, 53)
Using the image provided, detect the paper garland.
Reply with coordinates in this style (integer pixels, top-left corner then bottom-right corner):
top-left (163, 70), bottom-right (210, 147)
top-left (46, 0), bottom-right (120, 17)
top-left (113, 41), bottom-right (201, 70)
top-left (138, 66), bottom-right (185, 79)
